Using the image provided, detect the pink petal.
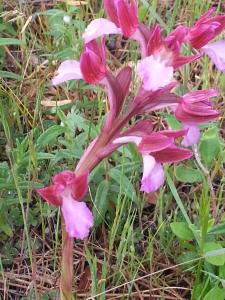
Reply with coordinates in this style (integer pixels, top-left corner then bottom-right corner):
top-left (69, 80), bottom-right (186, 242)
top-left (152, 146), bottom-right (192, 163)
top-left (71, 172), bottom-right (89, 200)
top-left (53, 171), bottom-right (75, 186)
top-left (137, 134), bottom-right (173, 154)
top-left (83, 18), bottom-right (121, 43)
top-left (104, 0), bottom-right (119, 26)
top-left (137, 55), bottom-right (174, 91)
top-left (52, 60), bottom-right (83, 86)
top-left (116, 66), bottom-right (132, 99)
top-left (141, 158), bottom-right (164, 193)
top-left (116, 0), bottom-right (138, 37)
top-left (113, 135), bottom-right (142, 145)
top-left (158, 128), bottom-right (188, 139)
top-left (121, 120), bottom-right (153, 137)
top-left (202, 40), bottom-right (225, 72)
top-left (181, 125), bottom-right (201, 147)
top-left (61, 197), bottom-right (93, 239)
top-left (37, 184), bottom-right (64, 206)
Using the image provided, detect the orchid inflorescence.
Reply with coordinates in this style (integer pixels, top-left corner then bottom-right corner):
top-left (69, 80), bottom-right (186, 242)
top-left (38, 1), bottom-right (224, 241)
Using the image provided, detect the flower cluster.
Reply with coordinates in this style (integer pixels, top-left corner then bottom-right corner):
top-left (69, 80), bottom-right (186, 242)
top-left (38, 1), bottom-right (224, 240)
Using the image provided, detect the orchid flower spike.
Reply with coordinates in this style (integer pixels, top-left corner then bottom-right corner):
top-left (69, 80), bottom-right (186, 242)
top-left (37, 171), bottom-right (93, 240)
top-left (175, 89), bottom-right (219, 146)
top-left (52, 38), bottom-right (107, 86)
top-left (113, 129), bottom-right (192, 193)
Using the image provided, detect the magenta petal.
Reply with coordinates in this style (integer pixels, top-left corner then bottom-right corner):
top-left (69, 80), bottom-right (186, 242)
top-left (53, 171), bottom-right (75, 186)
top-left (181, 124), bottom-right (201, 147)
top-left (71, 172), bottom-right (89, 200)
top-left (83, 18), bottom-right (121, 43)
top-left (52, 60), bottom-right (83, 86)
top-left (37, 184), bottom-right (64, 206)
top-left (152, 146), bottom-right (192, 163)
top-left (137, 134), bottom-right (173, 154)
top-left (61, 197), bottom-right (93, 239)
top-left (202, 40), bottom-right (225, 72)
top-left (141, 157), bottom-right (164, 193)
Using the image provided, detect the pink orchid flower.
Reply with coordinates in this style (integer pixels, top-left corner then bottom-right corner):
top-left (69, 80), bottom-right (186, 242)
top-left (188, 7), bottom-right (225, 49)
top-left (175, 89), bottom-right (219, 146)
top-left (202, 40), bottom-right (225, 73)
top-left (52, 38), bottom-right (106, 86)
top-left (83, 0), bottom-right (138, 43)
top-left (113, 130), bottom-right (192, 193)
top-left (137, 25), bottom-right (200, 91)
top-left (37, 171), bottom-right (93, 240)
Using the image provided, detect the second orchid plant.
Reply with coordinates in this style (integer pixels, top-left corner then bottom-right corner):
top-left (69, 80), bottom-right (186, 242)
top-left (37, 1), bottom-right (224, 299)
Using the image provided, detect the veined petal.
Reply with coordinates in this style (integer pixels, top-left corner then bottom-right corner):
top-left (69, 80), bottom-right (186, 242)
top-left (137, 55), bottom-right (174, 91)
top-left (61, 196), bottom-right (93, 239)
top-left (52, 60), bottom-right (83, 86)
top-left (152, 146), bottom-right (192, 163)
top-left (202, 40), bottom-right (225, 72)
top-left (137, 134), bottom-right (173, 154)
top-left (181, 124), bottom-right (201, 147)
top-left (37, 184), bottom-right (64, 206)
top-left (104, 0), bottom-right (119, 26)
top-left (117, 0), bottom-right (138, 37)
top-left (83, 18), bottom-right (121, 43)
top-left (141, 158), bottom-right (164, 193)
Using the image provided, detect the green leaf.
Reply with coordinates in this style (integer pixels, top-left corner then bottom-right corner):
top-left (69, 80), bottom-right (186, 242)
top-left (0, 213), bottom-right (13, 237)
top-left (203, 286), bottom-right (225, 300)
top-left (165, 114), bottom-right (181, 130)
top-left (0, 71), bottom-right (21, 80)
top-left (170, 222), bottom-right (194, 240)
top-left (199, 127), bottom-right (221, 166)
top-left (208, 223), bottom-right (225, 235)
top-left (0, 38), bottom-right (22, 46)
top-left (93, 180), bottom-right (110, 227)
top-left (204, 242), bottom-right (225, 266)
top-left (175, 165), bottom-right (203, 183)
top-left (109, 168), bottom-right (137, 202)
top-left (36, 125), bottom-right (65, 149)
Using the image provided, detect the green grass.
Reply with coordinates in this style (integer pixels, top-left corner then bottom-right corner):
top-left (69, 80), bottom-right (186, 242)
top-left (0, 1), bottom-right (225, 299)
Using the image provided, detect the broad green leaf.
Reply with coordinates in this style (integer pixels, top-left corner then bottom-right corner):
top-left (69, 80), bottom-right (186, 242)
top-left (93, 180), bottom-right (110, 227)
top-left (204, 242), bottom-right (225, 266)
top-left (170, 222), bottom-right (194, 240)
top-left (0, 38), bottom-right (22, 46)
top-left (199, 127), bottom-right (221, 166)
top-left (175, 165), bottom-right (203, 183)
top-left (36, 125), bottom-right (65, 149)
top-left (109, 168), bottom-right (137, 202)
top-left (203, 286), bottom-right (225, 300)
